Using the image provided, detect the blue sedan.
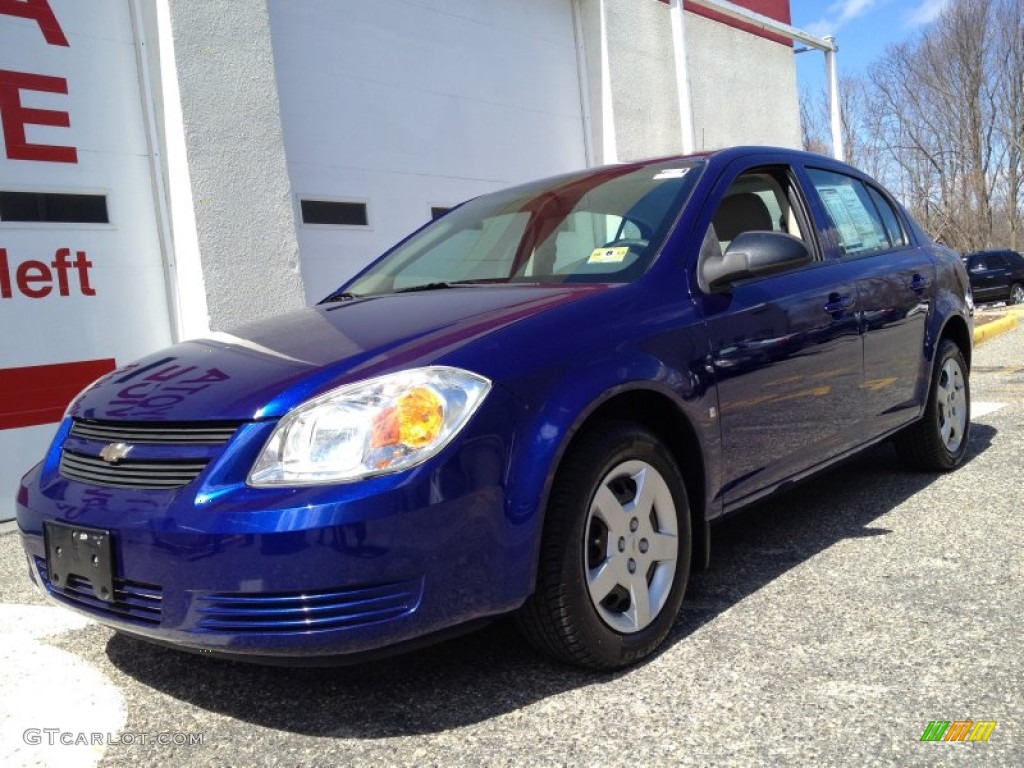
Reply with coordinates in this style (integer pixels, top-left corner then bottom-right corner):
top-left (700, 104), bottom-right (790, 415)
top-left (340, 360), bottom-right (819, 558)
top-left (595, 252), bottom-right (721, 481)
top-left (16, 147), bottom-right (973, 669)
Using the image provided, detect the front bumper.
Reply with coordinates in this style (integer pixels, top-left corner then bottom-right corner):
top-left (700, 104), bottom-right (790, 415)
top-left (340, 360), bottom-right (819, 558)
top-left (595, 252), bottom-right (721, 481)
top-left (16, 393), bottom-right (535, 660)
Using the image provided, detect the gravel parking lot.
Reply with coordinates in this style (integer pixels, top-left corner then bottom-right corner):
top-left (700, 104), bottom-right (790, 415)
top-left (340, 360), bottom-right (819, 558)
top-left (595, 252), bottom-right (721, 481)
top-left (2, 325), bottom-right (1021, 767)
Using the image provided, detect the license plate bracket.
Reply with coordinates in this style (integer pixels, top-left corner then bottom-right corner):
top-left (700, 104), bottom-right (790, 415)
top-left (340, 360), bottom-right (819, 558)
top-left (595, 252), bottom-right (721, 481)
top-left (44, 521), bottom-right (115, 603)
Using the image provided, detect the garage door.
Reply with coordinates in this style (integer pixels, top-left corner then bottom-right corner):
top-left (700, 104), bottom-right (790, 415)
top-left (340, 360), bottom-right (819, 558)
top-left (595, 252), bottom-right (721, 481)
top-left (0, 1), bottom-right (173, 521)
top-left (269, 0), bottom-right (588, 300)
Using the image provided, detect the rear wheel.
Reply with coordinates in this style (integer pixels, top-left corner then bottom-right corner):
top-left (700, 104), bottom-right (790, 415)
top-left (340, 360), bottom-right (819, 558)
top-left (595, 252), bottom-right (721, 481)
top-left (1010, 282), bottom-right (1024, 305)
top-left (896, 339), bottom-right (970, 471)
top-left (517, 422), bottom-right (691, 669)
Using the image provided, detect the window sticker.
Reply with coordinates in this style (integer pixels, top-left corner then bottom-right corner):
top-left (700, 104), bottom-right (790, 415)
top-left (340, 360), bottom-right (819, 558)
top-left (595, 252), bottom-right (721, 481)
top-left (818, 186), bottom-right (884, 252)
top-left (588, 246), bottom-right (630, 264)
top-left (653, 168), bottom-right (689, 180)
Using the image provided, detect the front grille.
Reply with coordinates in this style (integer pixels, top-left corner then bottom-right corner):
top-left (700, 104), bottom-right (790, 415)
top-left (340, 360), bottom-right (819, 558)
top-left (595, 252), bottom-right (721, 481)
top-left (35, 557), bottom-right (163, 626)
top-left (60, 418), bottom-right (245, 490)
top-left (70, 419), bottom-right (241, 444)
top-left (59, 450), bottom-right (208, 489)
top-left (195, 578), bottom-right (424, 633)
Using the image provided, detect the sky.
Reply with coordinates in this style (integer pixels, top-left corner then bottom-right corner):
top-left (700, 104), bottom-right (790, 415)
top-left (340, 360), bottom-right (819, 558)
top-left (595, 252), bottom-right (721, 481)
top-left (789, 0), bottom-right (953, 96)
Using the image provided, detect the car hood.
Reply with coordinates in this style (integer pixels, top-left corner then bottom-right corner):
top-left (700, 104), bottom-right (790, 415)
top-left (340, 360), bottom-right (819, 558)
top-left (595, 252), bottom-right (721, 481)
top-left (70, 286), bottom-right (606, 422)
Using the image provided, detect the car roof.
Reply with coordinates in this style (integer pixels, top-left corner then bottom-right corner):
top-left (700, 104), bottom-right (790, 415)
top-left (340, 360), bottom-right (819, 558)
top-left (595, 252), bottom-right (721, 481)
top-left (524, 146), bottom-right (877, 194)
top-left (627, 145), bottom-right (857, 170)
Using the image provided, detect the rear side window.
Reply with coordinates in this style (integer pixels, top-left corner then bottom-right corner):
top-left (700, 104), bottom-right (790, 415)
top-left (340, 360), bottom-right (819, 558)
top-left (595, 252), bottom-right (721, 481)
top-left (807, 169), bottom-right (903, 257)
top-left (866, 186), bottom-right (907, 247)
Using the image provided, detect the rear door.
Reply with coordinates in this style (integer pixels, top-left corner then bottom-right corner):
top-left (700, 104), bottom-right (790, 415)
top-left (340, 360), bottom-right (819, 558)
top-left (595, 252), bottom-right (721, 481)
top-left (695, 158), bottom-right (864, 508)
top-left (803, 167), bottom-right (933, 436)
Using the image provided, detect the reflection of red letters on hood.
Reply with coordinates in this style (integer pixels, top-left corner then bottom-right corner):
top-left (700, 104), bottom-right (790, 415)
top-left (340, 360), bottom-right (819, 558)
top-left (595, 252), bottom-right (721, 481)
top-left (0, 248), bottom-right (95, 298)
top-left (104, 364), bottom-right (230, 419)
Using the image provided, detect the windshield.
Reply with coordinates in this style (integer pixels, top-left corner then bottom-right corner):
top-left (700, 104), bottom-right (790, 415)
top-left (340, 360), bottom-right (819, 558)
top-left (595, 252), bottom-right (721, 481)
top-left (339, 159), bottom-right (703, 298)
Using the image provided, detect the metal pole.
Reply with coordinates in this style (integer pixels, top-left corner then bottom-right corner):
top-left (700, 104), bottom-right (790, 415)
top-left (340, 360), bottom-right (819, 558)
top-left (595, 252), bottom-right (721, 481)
top-left (571, 0), bottom-right (596, 167)
top-left (669, 0), bottom-right (696, 154)
top-left (824, 35), bottom-right (845, 161)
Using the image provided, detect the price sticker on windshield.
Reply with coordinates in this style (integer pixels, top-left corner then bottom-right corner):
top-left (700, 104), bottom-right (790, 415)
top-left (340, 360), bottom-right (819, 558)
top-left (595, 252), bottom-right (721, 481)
top-left (588, 247), bottom-right (630, 264)
top-left (653, 168), bottom-right (689, 180)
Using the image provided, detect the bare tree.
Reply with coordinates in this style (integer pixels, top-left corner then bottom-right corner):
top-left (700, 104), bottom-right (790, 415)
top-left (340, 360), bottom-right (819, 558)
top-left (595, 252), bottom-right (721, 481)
top-left (800, 76), bottom-right (878, 170)
top-left (993, 0), bottom-right (1024, 248)
top-left (799, 87), bottom-right (831, 156)
top-left (802, 0), bottom-right (1024, 252)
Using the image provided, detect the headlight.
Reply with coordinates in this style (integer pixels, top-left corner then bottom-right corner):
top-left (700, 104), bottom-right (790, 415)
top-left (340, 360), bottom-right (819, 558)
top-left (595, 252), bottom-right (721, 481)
top-left (248, 366), bottom-right (491, 486)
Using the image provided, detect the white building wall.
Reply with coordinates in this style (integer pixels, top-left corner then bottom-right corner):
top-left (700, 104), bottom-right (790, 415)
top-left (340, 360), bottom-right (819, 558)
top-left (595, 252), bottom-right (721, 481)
top-left (603, 0), bottom-right (683, 162)
top-left (268, 0), bottom-right (589, 300)
top-left (577, 0), bottom-right (684, 165)
top-left (684, 12), bottom-right (802, 151)
top-left (165, 0), bottom-right (306, 331)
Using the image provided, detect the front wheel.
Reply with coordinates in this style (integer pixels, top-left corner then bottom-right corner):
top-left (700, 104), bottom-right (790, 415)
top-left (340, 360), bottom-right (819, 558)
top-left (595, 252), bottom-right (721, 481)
top-left (896, 339), bottom-right (970, 471)
top-left (1010, 282), bottom-right (1024, 305)
top-left (517, 422), bottom-right (691, 670)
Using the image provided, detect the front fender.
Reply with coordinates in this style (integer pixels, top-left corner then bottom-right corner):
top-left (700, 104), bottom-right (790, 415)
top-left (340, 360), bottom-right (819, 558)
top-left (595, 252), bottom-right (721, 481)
top-left (500, 346), bottom-right (716, 594)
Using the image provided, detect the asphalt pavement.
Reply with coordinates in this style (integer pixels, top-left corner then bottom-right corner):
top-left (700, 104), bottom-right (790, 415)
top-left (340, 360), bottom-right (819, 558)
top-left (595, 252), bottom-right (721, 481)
top-left (1, 325), bottom-right (1021, 767)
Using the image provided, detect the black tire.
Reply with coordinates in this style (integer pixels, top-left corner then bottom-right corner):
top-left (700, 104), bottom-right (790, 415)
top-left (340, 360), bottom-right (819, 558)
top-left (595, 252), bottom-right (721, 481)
top-left (517, 422), bottom-right (692, 670)
top-left (896, 339), bottom-right (970, 471)
top-left (1010, 283), bottom-right (1024, 305)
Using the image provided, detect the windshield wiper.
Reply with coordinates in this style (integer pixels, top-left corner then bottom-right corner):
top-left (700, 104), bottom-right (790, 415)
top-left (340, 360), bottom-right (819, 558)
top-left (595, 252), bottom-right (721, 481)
top-left (391, 280), bottom-right (511, 294)
top-left (392, 282), bottom-right (460, 294)
top-left (319, 291), bottom-right (361, 304)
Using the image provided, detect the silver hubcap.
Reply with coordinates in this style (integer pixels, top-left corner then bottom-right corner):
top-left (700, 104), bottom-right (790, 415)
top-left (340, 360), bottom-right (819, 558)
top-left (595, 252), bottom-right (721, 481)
top-left (584, 460), bottom-right (678, 634)
top-left (937, 357), bottom-right (967, 453)
top-left (1012, 285), bottom-right (1024, 304)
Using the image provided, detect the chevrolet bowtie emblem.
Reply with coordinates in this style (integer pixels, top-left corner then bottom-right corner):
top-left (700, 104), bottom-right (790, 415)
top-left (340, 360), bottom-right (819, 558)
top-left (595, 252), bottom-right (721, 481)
top-left (99, 442), bottom-right (133, 464)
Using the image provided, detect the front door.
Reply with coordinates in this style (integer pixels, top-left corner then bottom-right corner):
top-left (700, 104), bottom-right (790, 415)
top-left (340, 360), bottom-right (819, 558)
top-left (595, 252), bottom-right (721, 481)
top-left (696, 162), bottom-right (864, 508)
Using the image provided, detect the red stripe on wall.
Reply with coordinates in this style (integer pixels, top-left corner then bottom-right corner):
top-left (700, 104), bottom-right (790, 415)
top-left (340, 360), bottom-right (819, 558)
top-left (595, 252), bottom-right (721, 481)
top-left (658, 1), bottom-right (794, 47)
top-left (0, 358), bottom-right (116, 430)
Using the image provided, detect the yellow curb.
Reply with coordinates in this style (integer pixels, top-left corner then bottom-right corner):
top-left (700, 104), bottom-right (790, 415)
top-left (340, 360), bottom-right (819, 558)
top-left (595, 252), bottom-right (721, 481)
top-left (974, 313), bottom-right (1019, 345)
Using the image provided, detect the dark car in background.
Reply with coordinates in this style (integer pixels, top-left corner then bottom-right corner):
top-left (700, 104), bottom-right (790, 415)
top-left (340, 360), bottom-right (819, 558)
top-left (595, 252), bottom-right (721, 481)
top-left (963, 249), bottom-right (1024, 305)
top-left (16, 147), bottom-right (973, 670)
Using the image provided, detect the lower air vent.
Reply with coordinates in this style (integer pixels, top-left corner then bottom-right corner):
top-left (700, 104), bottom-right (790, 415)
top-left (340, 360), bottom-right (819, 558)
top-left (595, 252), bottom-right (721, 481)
top-left (36, 557), bottom-right (163, 626)
top-left (195, 578), bottom-right (424, 633)
top-left (59, 449), bottom-right (207, 489)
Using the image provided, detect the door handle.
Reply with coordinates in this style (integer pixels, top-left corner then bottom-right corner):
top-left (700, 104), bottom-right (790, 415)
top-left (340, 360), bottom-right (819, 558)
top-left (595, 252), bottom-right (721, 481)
top-left (909, 273), bottom-right (928, 294)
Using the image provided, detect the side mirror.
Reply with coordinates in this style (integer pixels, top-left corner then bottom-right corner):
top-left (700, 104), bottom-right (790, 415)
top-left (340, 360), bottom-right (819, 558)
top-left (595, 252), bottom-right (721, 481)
top-left (702, 231), bottom-right (812, 292)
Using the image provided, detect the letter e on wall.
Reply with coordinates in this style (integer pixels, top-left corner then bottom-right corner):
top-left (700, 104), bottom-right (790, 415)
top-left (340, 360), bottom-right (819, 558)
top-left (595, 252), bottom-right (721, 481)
top-left (0, 69), bottom-right (77, 163)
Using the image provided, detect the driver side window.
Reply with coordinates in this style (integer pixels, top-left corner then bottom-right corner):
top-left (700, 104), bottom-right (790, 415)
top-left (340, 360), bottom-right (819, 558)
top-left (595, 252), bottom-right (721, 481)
top-left (698, 168), bottom-right (814, 291)
top-left (709, 171), bottom-right (806, 253)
